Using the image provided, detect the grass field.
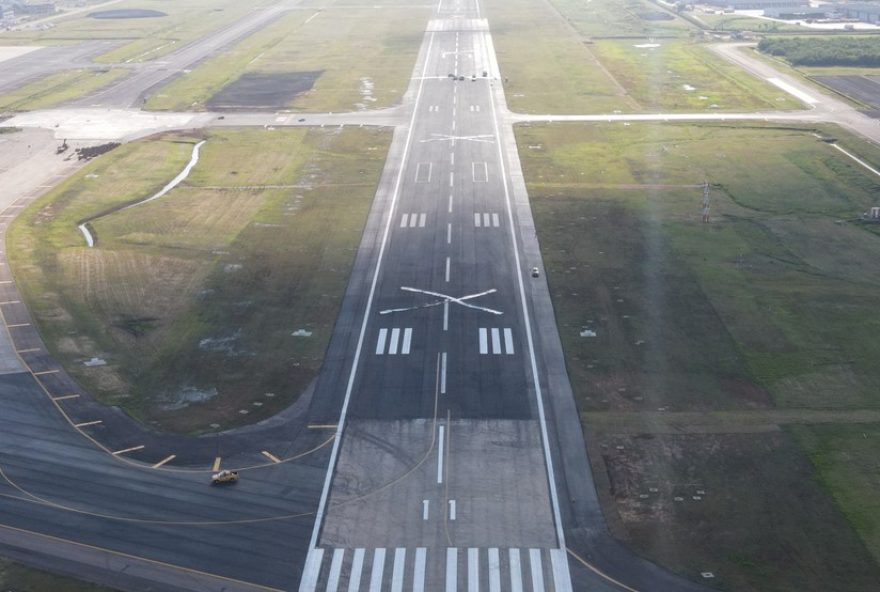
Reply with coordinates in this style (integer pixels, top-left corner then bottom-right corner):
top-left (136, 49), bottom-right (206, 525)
top-left (519, 121), bottom-right (880, 589)
top-left (0, 558), bottom-right (115, 592)
top-left (145, 4), bottom-right (429, 112)
top-left (9, 126), bottom-right (390, 433)
top-left (483, 0), bottom-right (637, 114)
top-left (548, 0), bottom-right (694, 38)
top-left (0, 68), bottom-right (127, 111)
top-left (592, 39), bottom-right (802, 111)
top-left (0, 0), bottom-right (276, 63)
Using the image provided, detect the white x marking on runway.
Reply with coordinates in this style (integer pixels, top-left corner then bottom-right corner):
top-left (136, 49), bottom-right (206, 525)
top-left (380, 287), bottom-right (502, 316)
top-left (420, 133), bottom-right (495, 144)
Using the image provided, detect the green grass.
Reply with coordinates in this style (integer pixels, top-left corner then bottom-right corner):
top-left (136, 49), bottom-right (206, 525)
top-left (0, 557), bottom-right (116, 592)
top-left (793, 424), bottom-right (880, 565)
top-left (519, 121), bottom-right (880, 589)
top-left (483, 0), bottom-right (635, 114)
top-left (547, 0), bottom-right (694, 39)
top-left (0, 68), bottom-right (128, 112)
top-left (8, 127), bottom-right (391, 433)
top-left (591, 40), bottom-right (802, 111)
top-left (0, 0), bottom-right (277, 64)
top-left (145, 5), bottom-right (429, 112)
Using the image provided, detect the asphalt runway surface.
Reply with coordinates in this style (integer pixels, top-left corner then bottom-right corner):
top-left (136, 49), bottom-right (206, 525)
top-left (0, 0), bottom-right (724, 590)
top-left (812, 74), bottom-right (880, 112)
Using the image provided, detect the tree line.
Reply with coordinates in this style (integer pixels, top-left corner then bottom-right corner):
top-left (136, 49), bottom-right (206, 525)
top-left (758, 37), bottom-right (880, 67)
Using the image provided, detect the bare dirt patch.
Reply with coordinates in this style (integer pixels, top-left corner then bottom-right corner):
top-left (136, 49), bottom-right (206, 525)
top-left (206, 71), bottom-right (323, 110)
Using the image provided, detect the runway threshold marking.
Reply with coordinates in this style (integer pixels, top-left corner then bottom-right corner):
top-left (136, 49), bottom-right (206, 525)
top-left (261, 450), bottom-right (282, 464)
top-left (112, 445), bottom-right (145, 456)
top-left (74, 420), bottom-right (102, 428)
top-left (51, 394), bottom-right (79, 401)
top-left (151, 455), bottom-right (177, 469)
top-left (212, 457), bottom-right (222, 472)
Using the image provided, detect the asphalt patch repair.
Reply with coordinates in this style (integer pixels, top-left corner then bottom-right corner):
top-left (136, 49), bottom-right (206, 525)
top-left (88, 9), bottom-right (168, 19)
top-left (207, 71), bottom-right (323, 110)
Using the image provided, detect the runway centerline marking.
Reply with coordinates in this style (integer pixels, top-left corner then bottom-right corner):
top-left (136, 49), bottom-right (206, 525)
top-left (423, 499), bottom-right (430, 520)
top-left (437, 424), bottom-right (445, 484)
top-left (445, 257), bottom-right (451, 282)
top-left (440, 352), bottom-right (448, 394)
top-left (449, 499), bottom-right (457, 521)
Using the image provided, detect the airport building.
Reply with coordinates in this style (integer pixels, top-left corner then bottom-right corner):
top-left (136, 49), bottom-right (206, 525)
top-left (703, 0), bottom-right (805, 9)
top-left (828, 2), bottom-right (880, 23)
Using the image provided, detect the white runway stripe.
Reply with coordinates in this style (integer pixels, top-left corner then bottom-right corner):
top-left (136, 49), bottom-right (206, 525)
top-left (327, 549), bottom-right (345, 592)
top-left (488, 548), bottom-right (501, 592)
top-left (388, 328), bottom-right (400, 355)
top-left (504, 328), bottom-right (514, 355)
top-left (419, 213), bottom-right (426, 227)
top-left (391, 548), bottom-right (406, 592)
top-left (529, 549), bottom-right (545, 592)
top-left (479, 328), bottom-right (488, 354)
top-left (468, 548), bottom-right (479, 592)
top-left (446, 548), bottom-right (458, 592)
top-left (369, 549), bottom-right (386, 592)
top-left (349, 549), bottom-right (365, 592)
top-left (402, 328), bottom-right (412, 355)
top-left (414, 548), bottom-right (427, 592)
top-left (491, 328), bottom-right (501, 354)
top-left (376, 329), bottom-right (388, 355)
top-left (492, 213), bottom-right (499, 227)
top-left (474, 212), bottom-right (481, 227)
top-left (509, 549), bottom-right (523, 592)
top-left (299, 548), bottom-right (323, 592)
top-left (401, 213), bottom-right (409, 228)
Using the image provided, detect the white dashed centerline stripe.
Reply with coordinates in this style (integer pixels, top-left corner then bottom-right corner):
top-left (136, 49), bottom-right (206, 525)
top-left (402, 328), bottom-right (413, 355)
top-left (449, 171), bottom-right (454, 187)
top-left (389, 328), bottom-right (401, 355)
top-left (451, 152), bottom-right (455, 165)
top-left (327, 549), bottom-right (345, 592)
top-left (391, 548), bottom-right (406, 592)
top-left (504, 328), bottom-right (514, 355)
top-left (509, 549), bottom-right (523, 592)
top-left (447, 223), bottom-right (452, 244)
top-left (441, 352), bottom-right (448, 394)
top-left (468, 548), bottom-right (479, 592)
top-left (529, 549), bottom-right (545, 592)
top-left (445, 257), bottom-right (451, 282)
top-left (491, 328), bottom-right (501, 354)
top-left (449, 499), bottom-right (457, 520)
top-left (376, 328), bottom-right (388, 355)
top-left (488, 548), bottom-right (501, 592)
top-left (443, 300), bottom-right (449, 331)
top-left (369, 548), bottom-right (386, 592)
top-left (479, 328), bottom-right (488, 354)
top-left (437, 425), bottom-right (445, 484)
top-left (446, 548), bottom-right (458, 592)
top-left (448, 193), bottom-right (453, 213)
top-left (423, 499), bottom-right (430, 520)
top-left (349, 549), bottom-right (366, 592)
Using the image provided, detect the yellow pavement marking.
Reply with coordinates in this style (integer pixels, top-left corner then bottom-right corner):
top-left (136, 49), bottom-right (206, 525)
top-left (74, 420), bottom-right (103, 428)
top-left (112, 445), bottom-right (145, 456)
top-left (52, 394), bottom-right (80, 402)
top-left (567, 548), bottom-right (641, 592)
top-left (33, 369), bottom-right (59, 376)
top-left (16, 348), bottom-right (40, 354)
top-left (152, 455), bottom-right (177, 469)
top-left (212, 457), bottom-right (222, 472)
top-left (261, 451), bottom-right (282, 464)
top-left (308, 424), bottom-right (338, 429)
top-left (6, 323), bottom-right (30, 328)
top-left (0, 523), bottom-right (284, 592)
